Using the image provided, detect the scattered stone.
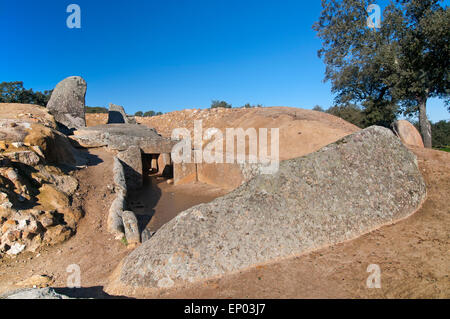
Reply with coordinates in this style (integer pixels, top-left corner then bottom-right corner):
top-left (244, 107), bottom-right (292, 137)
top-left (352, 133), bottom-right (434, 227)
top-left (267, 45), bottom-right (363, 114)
top-left (3, 151), bottom-right (40, 166)
top-left (46, 76), bottom-right (87, 131)
top-left (7, 243), bottom-right (25, 256)
top-left (43, 225), bottom-right (72, 245)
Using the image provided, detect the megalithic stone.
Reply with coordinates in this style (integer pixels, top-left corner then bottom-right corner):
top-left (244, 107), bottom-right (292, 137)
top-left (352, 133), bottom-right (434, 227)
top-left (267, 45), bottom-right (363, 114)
top-left (47, 76), bottom-right (87, 132)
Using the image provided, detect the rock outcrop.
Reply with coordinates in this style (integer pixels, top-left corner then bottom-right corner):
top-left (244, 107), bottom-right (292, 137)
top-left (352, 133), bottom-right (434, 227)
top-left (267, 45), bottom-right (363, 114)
top-left (106, 126), bottom-right (426, 296)
top-left (393, 120), bottom-right (424, 148)
top-left (47, 76), bottom-right (87, 131)
top-left (0, 104), bottom-right (83, 258)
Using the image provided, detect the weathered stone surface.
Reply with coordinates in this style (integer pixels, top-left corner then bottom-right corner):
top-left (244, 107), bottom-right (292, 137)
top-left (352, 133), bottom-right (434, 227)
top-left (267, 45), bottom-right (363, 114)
top-left (106, 126), bottom-right (427, 295)
top-left (117, 146), bottom-right (143, 190)
top-left (71, 124), bottom-right (176, 153)
top-left (122, 211), bottom-right (140, 246)
top-left (393, 120), bottom-right (424, 148)
top-left (108, 191), bottom-right (126, 238)
top-left (24, 123), bottom-right (79, 166)
top-left (1, 288), bottom-right (70, 299)
top-left (47, 76), bottom-right (87, 131)
top-left (108, 104), bottom-right (128, 124)
top-left (3, 151), bottom-right (40, 166)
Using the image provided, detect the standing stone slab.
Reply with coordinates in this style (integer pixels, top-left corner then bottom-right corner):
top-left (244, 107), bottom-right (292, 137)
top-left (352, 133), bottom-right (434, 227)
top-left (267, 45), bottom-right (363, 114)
top-left (106, 126), bottom-right (427, 296)
top-left (393, 120), bottom-right (424, 148)
top-left (122, 211), bottom-right (140, 245)
top-left (108, 104), bottom-right (128, 124)
top-left (117, 145), bottom-right (143, 190)
top-left (47, 76), bottom-right (87, 131)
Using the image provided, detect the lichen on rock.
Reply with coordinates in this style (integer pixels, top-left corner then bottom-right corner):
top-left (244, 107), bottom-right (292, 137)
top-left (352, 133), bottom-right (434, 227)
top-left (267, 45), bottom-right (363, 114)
top-left (106, 126), bottom-right (427, 296)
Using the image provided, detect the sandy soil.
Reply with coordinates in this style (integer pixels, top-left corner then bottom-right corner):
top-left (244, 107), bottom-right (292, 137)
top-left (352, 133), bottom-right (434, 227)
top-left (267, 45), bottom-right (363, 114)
top-left (0, 146), bottom-right (448, 298)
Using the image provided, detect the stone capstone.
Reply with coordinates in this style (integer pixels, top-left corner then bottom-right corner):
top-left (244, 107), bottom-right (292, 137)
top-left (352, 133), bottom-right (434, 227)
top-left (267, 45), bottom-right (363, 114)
top-left (71, 124), bottom-right (176, 153)
top-left (117, 146), bottom-right (143, 190)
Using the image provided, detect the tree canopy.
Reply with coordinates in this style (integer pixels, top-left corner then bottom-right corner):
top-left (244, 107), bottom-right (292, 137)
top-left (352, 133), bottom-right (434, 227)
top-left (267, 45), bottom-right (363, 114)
top-left (211, 100), bottom-right (232, 109)
top-left (314, 0), bottom-right (449, 148)
top-left (0, 81), bottom-right (52, 106)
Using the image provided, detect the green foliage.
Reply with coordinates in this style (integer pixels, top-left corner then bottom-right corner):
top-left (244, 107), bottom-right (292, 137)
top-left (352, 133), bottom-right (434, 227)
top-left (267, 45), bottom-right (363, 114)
top-left (326, 104), bottom-right (366, 128)
top-left (85, 106), bottom-right (108, 113)
top-left (242, 103), bottom-right (263, 108)
top-left (413, 119), bottom-right (449, 149)
top-left (143, 110), bottom-right (155, 117)
top-left (0, 81), bottom-right (52, 106)
top-left (431, 120), bottom-right (450, 149)
top-left (313, 0), bottom-right (449, 147)
top-left (135, 111), bottom-right (143, 117)
top-left (211, 100), bottom-right (232, 109)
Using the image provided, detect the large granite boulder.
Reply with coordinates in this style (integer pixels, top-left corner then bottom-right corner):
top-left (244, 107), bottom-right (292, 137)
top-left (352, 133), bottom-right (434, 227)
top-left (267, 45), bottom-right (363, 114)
top-left (106, 126), bottom-right (427, 296)
top-left (47, 76), bottom-right (87, 131)
top-left (393, 120), bottom-right (424, 148)
top-left (108, 104), bottom-right (128, 124)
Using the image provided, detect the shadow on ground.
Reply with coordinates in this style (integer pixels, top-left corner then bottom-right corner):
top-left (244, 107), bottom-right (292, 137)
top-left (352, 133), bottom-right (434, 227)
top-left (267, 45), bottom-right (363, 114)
top-left (53, 286), bottom-right (132, 299)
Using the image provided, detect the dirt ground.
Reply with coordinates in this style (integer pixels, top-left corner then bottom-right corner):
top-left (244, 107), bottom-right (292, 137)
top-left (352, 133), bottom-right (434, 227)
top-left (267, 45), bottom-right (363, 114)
top-left (0, 146), bottom-right (448, 298)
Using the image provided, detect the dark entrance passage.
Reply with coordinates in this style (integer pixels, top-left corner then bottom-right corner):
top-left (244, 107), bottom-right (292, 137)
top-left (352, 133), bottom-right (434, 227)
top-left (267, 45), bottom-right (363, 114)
top-left (142, 153), bottom-right (173, 179)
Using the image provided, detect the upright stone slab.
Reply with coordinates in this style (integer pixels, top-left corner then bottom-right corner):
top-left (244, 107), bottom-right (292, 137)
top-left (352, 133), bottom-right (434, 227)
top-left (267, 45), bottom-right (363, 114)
top-left (117, 145), bottom-right (143, 190)
top-left (47, 76), bottom-right (87, 131)
top-left (106, 126), bottom-right (427, 296)
top-left (393, 120), bottom-right (424, 148)
top-left (108, 104), bottom-right (128, 124)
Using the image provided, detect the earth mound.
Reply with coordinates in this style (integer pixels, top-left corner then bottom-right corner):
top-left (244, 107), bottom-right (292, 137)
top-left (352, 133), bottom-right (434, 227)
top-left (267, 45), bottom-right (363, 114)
top-left (87, 106), bottom-right (360, 160)
top-left (106, 126), bottom-right (426, 297)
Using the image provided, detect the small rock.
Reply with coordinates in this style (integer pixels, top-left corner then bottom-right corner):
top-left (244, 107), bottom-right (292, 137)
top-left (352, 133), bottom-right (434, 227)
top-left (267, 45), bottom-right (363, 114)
top-left (7, 243), bottom-right (26, 255)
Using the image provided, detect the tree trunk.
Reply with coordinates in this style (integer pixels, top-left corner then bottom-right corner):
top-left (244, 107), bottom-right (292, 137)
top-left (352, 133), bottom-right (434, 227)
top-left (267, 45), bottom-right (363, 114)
top-left (418, 97), bottom-right (432, 148)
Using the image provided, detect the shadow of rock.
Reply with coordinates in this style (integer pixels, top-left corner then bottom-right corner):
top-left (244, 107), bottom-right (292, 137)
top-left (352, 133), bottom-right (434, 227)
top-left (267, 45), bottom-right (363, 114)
top-left (53, 286), bottom-right (132, 299)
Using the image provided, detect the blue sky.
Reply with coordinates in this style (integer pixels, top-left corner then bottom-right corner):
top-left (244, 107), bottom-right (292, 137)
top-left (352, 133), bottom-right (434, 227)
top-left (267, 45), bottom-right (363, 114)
top-left (1, 0), bottom-right (448, 122)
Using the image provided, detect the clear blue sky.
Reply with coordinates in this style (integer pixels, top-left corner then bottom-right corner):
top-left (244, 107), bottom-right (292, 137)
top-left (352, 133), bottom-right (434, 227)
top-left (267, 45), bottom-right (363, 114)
top-left (1, 0), bottom-right (448, 122)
